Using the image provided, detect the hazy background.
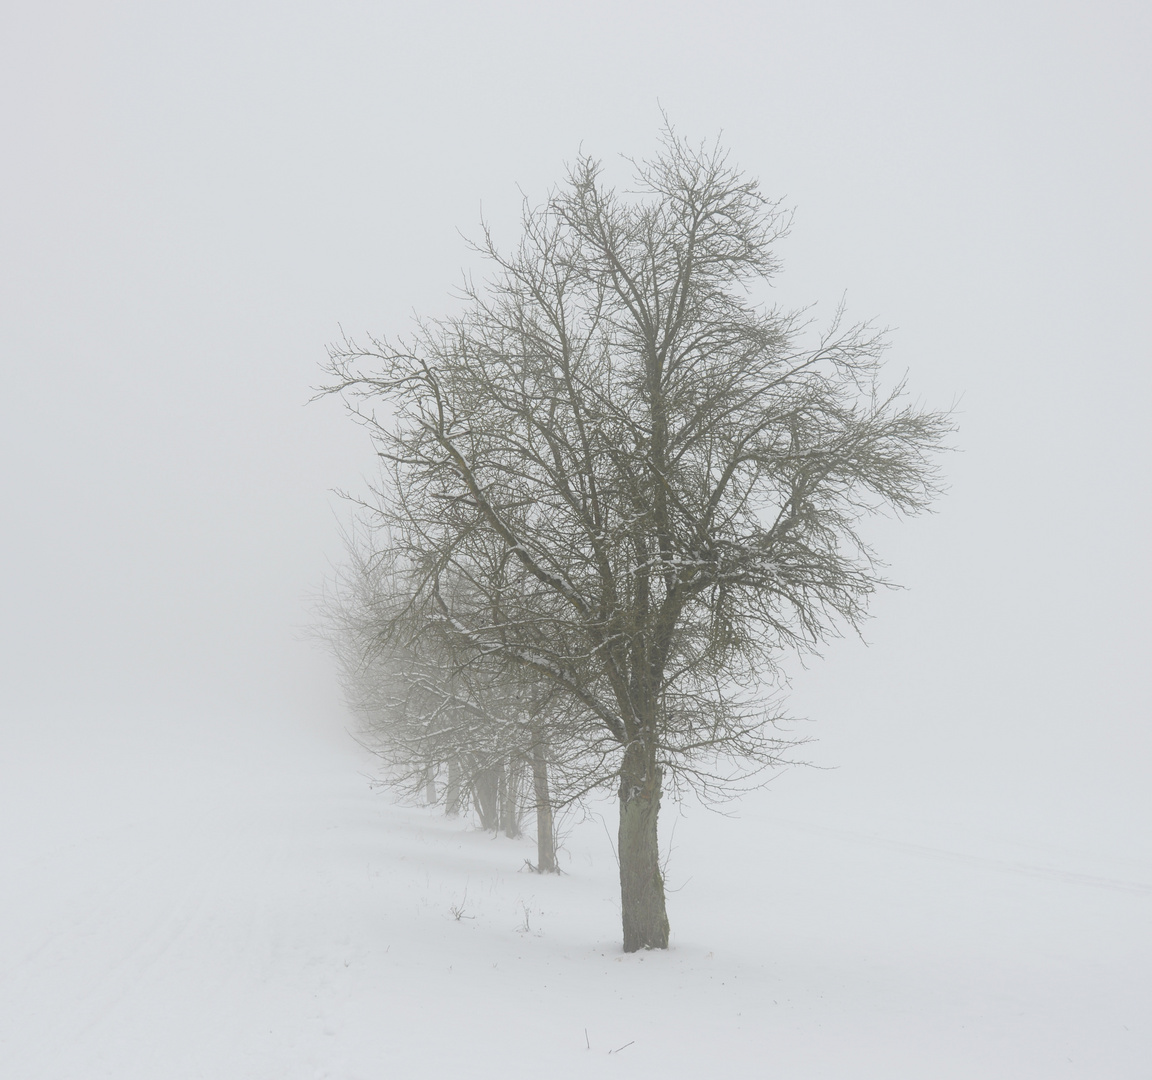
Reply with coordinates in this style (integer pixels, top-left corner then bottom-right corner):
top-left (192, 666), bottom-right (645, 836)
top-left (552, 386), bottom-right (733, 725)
top-left (3, 1), bottom-right (1149, 860)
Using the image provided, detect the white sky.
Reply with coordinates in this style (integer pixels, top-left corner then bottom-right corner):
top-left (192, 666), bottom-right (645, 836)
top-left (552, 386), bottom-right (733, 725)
top-left (2, 1), bottom-right (1149, 851)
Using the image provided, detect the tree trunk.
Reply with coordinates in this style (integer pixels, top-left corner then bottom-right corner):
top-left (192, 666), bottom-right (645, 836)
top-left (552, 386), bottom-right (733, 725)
top-left (472, 765), bottom-right (500, 831)
top-left (500, 757), bottom-right (522, 839)
top-left (422, 764), bottom-right (437, 806)
top-left (445, 757), bottom-right (462, 817)
top-left (617, 738), bottom-right (670, 951)
top-left (530, 739), bottom-right (557, 873)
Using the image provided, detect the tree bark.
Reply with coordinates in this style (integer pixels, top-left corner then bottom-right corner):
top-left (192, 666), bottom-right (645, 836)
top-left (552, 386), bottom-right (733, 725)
top-left (530, 739), bottom-right (557, 873)
top-left (617, 738), bottom-right (670, 951)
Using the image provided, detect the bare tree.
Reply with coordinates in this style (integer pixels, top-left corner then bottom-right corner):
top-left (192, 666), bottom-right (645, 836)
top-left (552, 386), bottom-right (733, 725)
top-left (321, 534), bottom-right (601, 868)
top-left (322, 129), bottom-right (950, 950)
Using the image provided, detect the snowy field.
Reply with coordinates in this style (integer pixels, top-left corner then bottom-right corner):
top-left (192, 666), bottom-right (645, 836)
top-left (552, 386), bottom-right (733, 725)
top-left (3, 707), bottom-right (1148, 1080)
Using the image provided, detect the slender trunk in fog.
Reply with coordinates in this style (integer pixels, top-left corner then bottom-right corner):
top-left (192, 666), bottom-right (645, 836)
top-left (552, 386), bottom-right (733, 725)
top-left (501, 757), bottom-right (522, 838)
top-left (445, 757), bottom-right (461, 816)
top-left (530, 738), bottom-right (557, 873)
top-left (472, 765), bottom-right (500, 831)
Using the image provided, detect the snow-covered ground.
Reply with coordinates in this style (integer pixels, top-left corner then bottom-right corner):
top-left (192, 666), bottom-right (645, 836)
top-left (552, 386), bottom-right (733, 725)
top-left (2, 707), bottom-right (1148, 1079)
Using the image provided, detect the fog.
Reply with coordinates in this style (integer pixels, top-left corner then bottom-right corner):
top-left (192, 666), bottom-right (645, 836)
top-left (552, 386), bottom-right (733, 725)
top-left (2, 2), bottom-right (1150, 1071)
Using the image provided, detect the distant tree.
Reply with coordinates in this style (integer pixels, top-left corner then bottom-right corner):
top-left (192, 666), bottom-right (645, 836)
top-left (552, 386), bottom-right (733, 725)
top-left (323, 128), bottom-right (949, 950)
top-left (322, 534), bottom-right (608, 871)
